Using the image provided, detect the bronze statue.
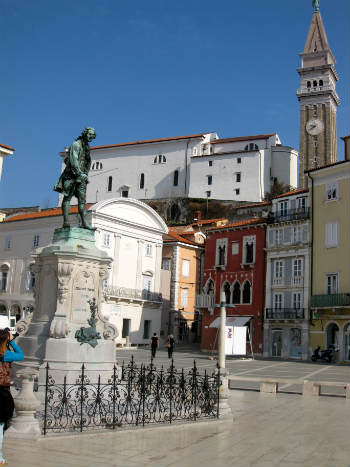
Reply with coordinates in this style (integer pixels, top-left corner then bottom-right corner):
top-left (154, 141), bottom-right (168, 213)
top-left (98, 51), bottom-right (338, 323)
top-left (54, 127), bottom-right (96, 230)
top-left (312, 0), bottom-right (320, 11)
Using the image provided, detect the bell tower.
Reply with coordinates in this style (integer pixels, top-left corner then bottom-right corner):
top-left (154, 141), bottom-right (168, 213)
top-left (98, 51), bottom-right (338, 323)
top-left (297, 3), bottom-right (340, 187)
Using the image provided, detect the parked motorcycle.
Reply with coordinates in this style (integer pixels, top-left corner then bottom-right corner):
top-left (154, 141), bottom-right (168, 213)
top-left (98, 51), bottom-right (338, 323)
top-left (311, 345), bottom-right (338, 362)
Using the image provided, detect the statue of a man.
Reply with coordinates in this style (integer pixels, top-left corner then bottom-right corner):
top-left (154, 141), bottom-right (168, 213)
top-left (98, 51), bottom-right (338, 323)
top-left (54, 127), bottom-right (96, 230)
top-left (312, 0), bottom-right (320, 11)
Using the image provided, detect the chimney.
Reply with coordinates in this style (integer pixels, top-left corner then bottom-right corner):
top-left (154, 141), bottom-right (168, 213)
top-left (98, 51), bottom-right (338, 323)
top-left (342, 135), bottom-right (350, 161)
top-left (193, 210), bottom-right (201, 222)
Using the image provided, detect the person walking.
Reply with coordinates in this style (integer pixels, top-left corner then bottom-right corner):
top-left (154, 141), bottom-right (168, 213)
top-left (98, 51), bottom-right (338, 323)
top-left (0, 329), bottom-right (24, 465)
top-left (150, 332), bottom-right (159, 358)
top-left (167, 334), bottom-right (175, 359)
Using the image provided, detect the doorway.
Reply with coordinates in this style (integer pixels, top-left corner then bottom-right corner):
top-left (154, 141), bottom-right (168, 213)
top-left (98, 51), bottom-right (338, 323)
top-left (326, 322), bottom-right (339, 349)
top-left (290, 328), bottom-right (302, 358)
top-left (271, 329), bottom-right (282, 357)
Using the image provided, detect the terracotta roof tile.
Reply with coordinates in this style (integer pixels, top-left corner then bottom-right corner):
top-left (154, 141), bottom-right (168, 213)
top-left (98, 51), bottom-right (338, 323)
top-left (163, 231), bottom-right (198, 246)
top-left (91, 133), bottom-right (209, 151)
top-left (207, 218), bottom-right (266, 232)
top-left (0, 142), bottom-right (14, 151)
top-left (236, 201), bottom-right (271, 209)
top-left (190, 218), bottom-right (227, 226)
top-left (274, 188), bottom-right (309, 199)
top-left (211, 134), bottom-right (276, 145)
top-left (4, 204), bottom-right (94, 222)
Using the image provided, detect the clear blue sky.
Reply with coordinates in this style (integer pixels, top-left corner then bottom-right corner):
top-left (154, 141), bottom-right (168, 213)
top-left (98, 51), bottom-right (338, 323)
top-left (0, 0), bottom-right (349, 208)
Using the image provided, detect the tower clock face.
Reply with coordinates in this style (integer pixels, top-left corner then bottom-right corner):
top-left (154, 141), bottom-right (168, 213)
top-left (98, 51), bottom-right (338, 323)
top-left (306, 118), bottom-right (324, 136)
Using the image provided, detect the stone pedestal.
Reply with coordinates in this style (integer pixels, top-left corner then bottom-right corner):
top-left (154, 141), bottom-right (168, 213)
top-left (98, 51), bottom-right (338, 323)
top-left (14, 227), bottom-right (118, 384)
top-left (5, 368), bottom-right (41, 439)
top-left (218, 372), bottom-right (232, 419)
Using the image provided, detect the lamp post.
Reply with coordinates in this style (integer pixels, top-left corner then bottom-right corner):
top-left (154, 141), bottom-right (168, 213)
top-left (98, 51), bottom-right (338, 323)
top-left (218, 290), bottom-right (226, 371)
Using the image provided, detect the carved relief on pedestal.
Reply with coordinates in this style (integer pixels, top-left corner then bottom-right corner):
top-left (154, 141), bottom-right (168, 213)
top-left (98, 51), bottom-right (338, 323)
top-left (57, 263), bottom-right (74, 304)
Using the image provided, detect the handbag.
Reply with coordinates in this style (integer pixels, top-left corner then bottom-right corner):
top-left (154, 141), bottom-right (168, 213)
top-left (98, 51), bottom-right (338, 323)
top-left (0, 357), bottom-right (11, 387)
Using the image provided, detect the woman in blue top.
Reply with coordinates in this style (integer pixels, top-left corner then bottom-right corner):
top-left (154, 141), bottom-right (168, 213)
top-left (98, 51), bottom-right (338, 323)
top-left (0, 329), bottom-right (24, 465)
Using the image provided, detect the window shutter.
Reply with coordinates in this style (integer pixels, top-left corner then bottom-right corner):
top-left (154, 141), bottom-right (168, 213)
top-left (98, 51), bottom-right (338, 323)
top-left (284, 227), bottom-right (291, 243)
top-left (302, 225), bottom-right (308, 242)
top-left (268, 230), bottom-right (274, 246)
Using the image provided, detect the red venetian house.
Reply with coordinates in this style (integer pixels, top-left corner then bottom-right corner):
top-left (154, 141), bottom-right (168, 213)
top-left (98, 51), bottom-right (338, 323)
top-left (198, 218), bottom-right (267, 355)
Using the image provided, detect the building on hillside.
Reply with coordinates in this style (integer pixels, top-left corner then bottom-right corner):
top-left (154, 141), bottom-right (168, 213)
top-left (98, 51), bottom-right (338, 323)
top-left (297, 6), bottom-right (340, 188)
top-left (56, 132), bottom-right (297, 207)
top-left (196, 218), bottom-right (267, 355)
top-left (0, 199), bottom-right (168, 345)
top-left (189, 134), bottom-right (297, 202)
top-left (306, 159), bottom-right (350, 361)
top-left (0, 142), bottom-right (14, 183)
top-left (161, 229), bottom-right (204, 343)
top-left (264, 189), bottom-right (311, 360)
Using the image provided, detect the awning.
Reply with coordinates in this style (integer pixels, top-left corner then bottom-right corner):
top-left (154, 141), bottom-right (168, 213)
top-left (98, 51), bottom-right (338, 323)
top-left (209, 316), bottom-right (251, 328)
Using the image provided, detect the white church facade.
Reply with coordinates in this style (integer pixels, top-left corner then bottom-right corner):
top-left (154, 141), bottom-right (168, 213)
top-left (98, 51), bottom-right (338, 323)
top-left (0, 199), bottom-right (168, 345)
top-left (58, 131), bottom-right (297, 205)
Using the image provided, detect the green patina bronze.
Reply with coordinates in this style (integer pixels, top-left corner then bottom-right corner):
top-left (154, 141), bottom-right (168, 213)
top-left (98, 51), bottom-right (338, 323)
top-left (54, 127), bottom-right (96, 230)
top-left (75, 298), bottom-right (101, 348)
top-left (312, 0), bottom-right (320, 11)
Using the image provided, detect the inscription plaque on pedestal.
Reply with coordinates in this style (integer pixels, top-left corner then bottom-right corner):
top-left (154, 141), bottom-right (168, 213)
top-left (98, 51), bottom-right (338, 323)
top-left (72, 273), bottom-right (95, 324)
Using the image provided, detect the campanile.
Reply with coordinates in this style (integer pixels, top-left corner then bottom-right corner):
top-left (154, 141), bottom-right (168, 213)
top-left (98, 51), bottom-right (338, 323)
top-left (297, 3), bottom-right (340, 187)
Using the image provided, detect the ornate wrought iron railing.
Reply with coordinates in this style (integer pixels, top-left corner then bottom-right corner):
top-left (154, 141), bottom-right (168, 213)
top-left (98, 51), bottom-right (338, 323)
top-left (270, 208), bottom-right (310, 223)
top-left (265, 308), bottom-right (305, 320)
top-left (39, 357), bottom-right (220, 434)
top-left (104, 286), bottom-right (162, 303)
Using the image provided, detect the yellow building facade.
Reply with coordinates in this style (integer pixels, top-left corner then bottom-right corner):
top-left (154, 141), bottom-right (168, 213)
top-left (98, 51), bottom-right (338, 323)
top-left (307, 160), bottom-right (350, 361)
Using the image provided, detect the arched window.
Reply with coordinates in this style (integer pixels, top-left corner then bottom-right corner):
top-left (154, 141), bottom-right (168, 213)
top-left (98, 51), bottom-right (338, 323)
top-left (91, 163), bottom-right (95, 170)
top-left (232, 282), bottom-right (241, 304)
top-left (319, 79), bottom-right (323, 87)
top-left (162, 155), bottom-right (166, 163)
top-left (0, 265), bottom-right (9, 292)
top-left (313, 80), bottom-right (317, 87)
top-left (154, 156), bottom-right (157, 164)
top-left (206, 279), bottom-right (215, 296)
top-left (173, 170), bottom-right (179, 186)
top-left (140, 173), bottom-right (145, 189)
top-left (107, 176), bottom-right (113, 192)
top-left (307, 81), bottom-right (311, 88)
top-left (242, 281), bottom-right (251, 304)
top-left (223, 282), bottom-right (231, 304)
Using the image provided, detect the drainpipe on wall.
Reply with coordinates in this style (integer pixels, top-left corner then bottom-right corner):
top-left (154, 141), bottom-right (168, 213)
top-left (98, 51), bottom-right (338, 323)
top-left (184, 139), bottom-right (190, 195)
top-left (307, 172), bottom-right (314, 326)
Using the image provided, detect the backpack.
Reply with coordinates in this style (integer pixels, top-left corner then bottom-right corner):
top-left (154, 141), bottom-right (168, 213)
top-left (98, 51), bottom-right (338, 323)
top-left (0, 355), bottom-right (11, 387)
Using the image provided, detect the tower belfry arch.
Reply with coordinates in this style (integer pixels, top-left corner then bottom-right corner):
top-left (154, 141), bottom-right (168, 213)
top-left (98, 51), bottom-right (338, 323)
top-left (297, 3), bottom-right (340, 187)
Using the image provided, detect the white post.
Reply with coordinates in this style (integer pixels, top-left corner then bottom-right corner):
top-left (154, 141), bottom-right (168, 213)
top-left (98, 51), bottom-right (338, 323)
top-left (217, 291), bottom-right (231, 419)
top-left (218, 291), bottom-right (226, 371)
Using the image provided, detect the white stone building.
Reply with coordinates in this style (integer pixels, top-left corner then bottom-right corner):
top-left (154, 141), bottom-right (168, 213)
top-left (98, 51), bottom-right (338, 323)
top-left (189, 134), bottom-right (297, 202)
top-left (57, 132), bottom-right (297, 205)
top-left (264, 189), bottom-right (311, 360)
top-left (0, 199), bottom-right (168, 345)
top-left (0, 142), bottom-right (14, 184)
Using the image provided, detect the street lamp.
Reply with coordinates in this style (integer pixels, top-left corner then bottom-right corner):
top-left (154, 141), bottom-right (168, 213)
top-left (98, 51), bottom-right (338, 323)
top-left (218, 290), bottom-right (226, 371)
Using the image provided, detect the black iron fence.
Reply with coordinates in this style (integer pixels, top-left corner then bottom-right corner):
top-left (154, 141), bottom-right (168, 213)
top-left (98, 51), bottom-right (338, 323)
top-left (40, 357), bottom-right (220, 434)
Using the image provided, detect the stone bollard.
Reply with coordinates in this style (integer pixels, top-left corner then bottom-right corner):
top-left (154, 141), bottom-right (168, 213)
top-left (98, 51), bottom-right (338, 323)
top-left (303, 380), bottom-right (320, 396)
top-left (5, 368), bottom-right (41, 439)
top-left (218, 372), bottom-right (232, 419)
top-left (260, 381), bottom-right (278, 393)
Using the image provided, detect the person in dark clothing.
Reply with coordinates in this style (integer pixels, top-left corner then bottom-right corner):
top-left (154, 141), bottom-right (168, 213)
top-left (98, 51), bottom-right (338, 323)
top-left (150, 332), bottom-right (159, 358)
top-left (167, 334), bottom-right (175, 359)
top-left (0, 329), bottom-right (24, 465)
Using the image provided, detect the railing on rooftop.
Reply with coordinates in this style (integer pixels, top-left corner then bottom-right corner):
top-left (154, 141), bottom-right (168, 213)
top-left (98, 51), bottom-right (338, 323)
top-left (265, 308), bottom-right (305, 320)
top-left (269, 208), bottom-right (310, 223)
top-left (311, 293), bottom-right (350, 308)
top-left (105, 286), bottom-right (162, 303)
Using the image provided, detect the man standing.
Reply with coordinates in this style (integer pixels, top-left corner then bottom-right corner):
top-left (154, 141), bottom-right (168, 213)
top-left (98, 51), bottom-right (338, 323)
top-left (54, 127), bottom-right (96, 230)
top-left (150, 332), bottom-right (159, 358)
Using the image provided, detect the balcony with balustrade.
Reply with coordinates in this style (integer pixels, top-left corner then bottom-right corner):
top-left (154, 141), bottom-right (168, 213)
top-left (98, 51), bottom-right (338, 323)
top-left (270, 208), bottom-right (310, 224)
top-left (104, 286), bottom-right (162, 305)
top-left (195, 294), bottom-right (215, 309)
top-left (265, 308), bottom-right (306, 320)
top-left (311, 293), bottom-right (350, 308)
